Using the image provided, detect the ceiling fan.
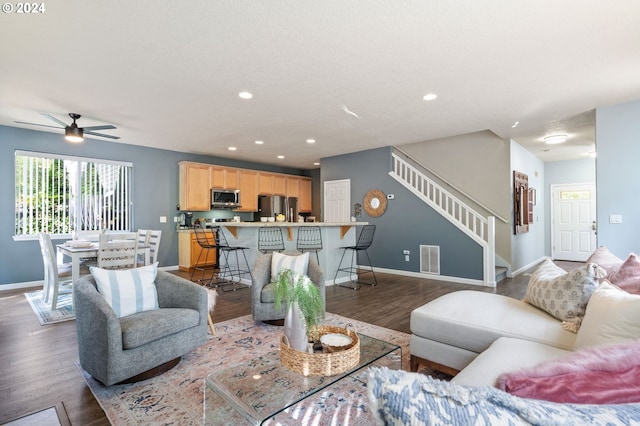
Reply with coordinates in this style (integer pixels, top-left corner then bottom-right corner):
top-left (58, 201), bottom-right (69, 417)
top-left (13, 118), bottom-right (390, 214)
top-left (15, 113), bottom-right (120, 143)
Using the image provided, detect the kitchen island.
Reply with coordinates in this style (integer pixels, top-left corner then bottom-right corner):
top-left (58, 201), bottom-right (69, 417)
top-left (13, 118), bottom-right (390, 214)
top-left (180, 222), bottom-right (369, 285)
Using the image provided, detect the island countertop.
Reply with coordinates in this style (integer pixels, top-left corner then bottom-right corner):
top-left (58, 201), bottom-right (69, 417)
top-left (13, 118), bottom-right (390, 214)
top-left (179, 221), bottom-right (369, 239)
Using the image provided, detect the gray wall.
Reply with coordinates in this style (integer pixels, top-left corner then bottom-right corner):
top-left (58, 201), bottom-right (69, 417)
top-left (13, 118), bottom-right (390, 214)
top-left (544, 158), bottom-right (596, 256)
top-left (0, 125), bottom-right (309, 285)
top-left (596, 99), bottom-right (640, 258)
top-left (321, 147), bottom-right (483, 280)
top-left (510, 140), bottom-right (546, 273)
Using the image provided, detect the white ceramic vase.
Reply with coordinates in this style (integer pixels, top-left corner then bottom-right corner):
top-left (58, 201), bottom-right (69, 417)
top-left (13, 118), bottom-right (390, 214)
top-left (284, 302), bottom-right (308, 352)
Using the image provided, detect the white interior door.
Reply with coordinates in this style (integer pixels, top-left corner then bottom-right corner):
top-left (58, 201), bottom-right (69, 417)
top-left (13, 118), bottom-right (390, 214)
top-left (551, 184), bottom-right (597, 261)
top-left (323, 179), bottom-right (350, 222)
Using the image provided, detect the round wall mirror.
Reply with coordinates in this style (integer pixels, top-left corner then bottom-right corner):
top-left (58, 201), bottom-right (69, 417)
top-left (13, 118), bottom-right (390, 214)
top-left (363, 189), bottom-right (387, 217)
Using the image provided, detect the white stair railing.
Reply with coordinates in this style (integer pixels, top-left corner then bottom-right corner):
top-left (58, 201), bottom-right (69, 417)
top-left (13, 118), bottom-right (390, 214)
top-left (389, 152), bottom-right (496, 286)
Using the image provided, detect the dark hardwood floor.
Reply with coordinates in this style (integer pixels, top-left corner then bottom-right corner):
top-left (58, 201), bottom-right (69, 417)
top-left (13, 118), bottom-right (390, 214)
top-left (0, 267), bottom-right (539, 424)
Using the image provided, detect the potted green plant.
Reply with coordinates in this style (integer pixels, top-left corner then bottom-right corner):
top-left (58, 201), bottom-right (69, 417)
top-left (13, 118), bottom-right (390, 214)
top-left (274, 268), bottom-right (325, 352)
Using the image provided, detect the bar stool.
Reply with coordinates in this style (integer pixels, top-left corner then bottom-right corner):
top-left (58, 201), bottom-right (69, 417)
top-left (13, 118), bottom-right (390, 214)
top-left (333, 224), bottom-right (377, 290)
top-left (191, 228), bottom-right (217, 285)
top-left (213, 226), bottom-right (252, 291)
top-left (257, 227), bottom-right (285, 253)
top-left (296, 226), bottom-right (322, 264)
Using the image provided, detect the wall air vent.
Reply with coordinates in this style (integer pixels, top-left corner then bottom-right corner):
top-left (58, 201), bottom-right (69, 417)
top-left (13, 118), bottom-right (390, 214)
top-left (420, 245), bottom-right (440, 275)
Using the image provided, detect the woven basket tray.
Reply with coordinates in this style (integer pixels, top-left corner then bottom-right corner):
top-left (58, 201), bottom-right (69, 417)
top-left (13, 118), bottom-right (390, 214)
top-left (280, 324), bottom-right (360, 377)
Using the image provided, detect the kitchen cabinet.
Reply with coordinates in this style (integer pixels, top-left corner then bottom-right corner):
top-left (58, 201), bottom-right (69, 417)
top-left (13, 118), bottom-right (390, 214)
top-left (273, 175), bottom-right (286, 195)
top-left (299, 178), bottom-right (312, 213)
top-left (258, 173), bottom-right (273, 195)
top-left (286, 177), bottom-right (300, 198)
top-left (178, 231), bottom-right (216, 272)
top-left (236, 170), bottom-right (259, 212)
top-left (211, 166), bottom-right (239, 189)
top-left (179, 162), bottom-right (211, 211)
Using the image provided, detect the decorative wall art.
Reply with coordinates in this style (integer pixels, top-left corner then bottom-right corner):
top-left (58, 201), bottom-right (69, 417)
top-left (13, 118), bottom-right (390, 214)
top-left (363, 189), bottom-right (387, 217)
top-left (513, 170), bottom-right (531, 234)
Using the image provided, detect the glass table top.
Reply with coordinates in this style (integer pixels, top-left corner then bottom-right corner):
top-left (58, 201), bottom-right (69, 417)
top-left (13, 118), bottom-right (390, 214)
top-left (204, 333), bottom-right (401, 425)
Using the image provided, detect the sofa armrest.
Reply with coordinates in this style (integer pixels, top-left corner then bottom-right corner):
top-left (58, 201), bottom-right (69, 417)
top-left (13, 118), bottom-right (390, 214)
top-left (251, 253), bottom-right (273, 302)
top-left (154, 271), bottom-right (208, 326)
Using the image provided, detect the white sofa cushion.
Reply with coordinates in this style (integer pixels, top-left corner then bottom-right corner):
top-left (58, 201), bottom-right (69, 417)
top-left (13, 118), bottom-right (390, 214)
top-left (452, 337), bottom-right (571, 387)
top-left (410, 291), bottom-right (576, 355)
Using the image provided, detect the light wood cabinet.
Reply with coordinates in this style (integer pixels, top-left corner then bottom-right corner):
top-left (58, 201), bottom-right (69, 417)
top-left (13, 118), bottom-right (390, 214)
top-left (178, 231), bottom-right (216, 272)
top-left (299, 178), bottom-right (312, 213)
top-left (258, 173), bottom-right (273, 195)
top-left (236, 170), bottom-right (259, 212)
top-left (273, 175), bottom-right (286, 195)
top-left (179, 162), bottom-right (211, 211)
top-left (286, 177), bottom-right (300, 198)
top-left (211, 166), bottom-right (239, 189)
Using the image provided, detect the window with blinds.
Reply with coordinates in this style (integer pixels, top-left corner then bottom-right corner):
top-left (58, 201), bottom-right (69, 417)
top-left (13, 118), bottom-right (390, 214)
top-left (15, 150), bottom-right (133, 237)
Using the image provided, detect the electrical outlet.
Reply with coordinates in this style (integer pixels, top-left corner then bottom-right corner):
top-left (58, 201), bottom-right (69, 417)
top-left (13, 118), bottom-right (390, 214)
top-left (173, 216), bottom-right (179, 223)
top-left (405, 255), bottom-right (410, 262)
top-left (160, 216), bottom-right (167, 223)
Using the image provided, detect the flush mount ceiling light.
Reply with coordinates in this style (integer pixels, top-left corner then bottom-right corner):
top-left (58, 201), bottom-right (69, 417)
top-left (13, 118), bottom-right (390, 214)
top-left (238, 91), bottom-right (253, 99)
top-left (544, 134), bottom-right (568, 144)
top-left (423, 93), bottom-right (438, 101)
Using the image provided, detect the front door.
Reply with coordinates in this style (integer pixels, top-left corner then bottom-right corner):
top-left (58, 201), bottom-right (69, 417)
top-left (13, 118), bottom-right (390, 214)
top-left (551, 184), bottom-right (597, 261)
top-left (323, 179), bottom-right (350, 222)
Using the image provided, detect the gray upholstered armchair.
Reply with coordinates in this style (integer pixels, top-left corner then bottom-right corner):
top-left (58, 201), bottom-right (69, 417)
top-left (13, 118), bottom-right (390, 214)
top-left (74, 270), bottom-right (208, 385)
top-left (251, 252), bottom-right (325, 323)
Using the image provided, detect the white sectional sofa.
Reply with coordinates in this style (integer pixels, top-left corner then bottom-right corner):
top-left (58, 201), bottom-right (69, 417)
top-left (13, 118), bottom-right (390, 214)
top-left (410, 290), bottom-right (576, 385)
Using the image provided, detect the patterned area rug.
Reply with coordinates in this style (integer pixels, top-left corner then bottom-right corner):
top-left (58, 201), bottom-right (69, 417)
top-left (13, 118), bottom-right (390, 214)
top-left (81, 313), bottom-right (421, 425)
top-left (24, 286), bottom-right (75, 325)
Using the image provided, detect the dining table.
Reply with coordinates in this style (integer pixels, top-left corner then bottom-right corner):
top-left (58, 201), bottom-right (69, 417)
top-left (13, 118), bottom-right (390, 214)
top-left (57, 241), bottom-right (151, 285)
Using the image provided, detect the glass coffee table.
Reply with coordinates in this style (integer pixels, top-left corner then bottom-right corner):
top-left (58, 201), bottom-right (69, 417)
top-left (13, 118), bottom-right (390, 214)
top-left (204, 333), bottom-right (401, 425)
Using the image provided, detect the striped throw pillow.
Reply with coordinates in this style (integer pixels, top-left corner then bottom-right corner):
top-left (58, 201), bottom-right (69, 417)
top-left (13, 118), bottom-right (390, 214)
top-left (91, 262), bottom-right (159, 318)
top-left (271, 252), bottom-right (309, 281)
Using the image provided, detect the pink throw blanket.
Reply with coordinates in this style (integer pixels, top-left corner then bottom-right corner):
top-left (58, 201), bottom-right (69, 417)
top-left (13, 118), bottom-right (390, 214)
top-left (496, 340), bottom-right (640, 404)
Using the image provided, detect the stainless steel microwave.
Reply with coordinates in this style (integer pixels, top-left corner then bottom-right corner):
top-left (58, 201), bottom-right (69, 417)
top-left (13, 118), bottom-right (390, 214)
top-left (211, 189), bottom-right (240, 209)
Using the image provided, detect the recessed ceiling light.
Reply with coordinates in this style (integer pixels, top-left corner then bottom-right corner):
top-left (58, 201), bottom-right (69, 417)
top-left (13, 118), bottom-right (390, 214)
top-left (313, 162), bottom-right (320, 166)
top-left (255, 140), bottom-right (264, 145)
top-left (512, 121), bottom-right (519, 128)
top-left (238, 91), bottom-right (253, 99)
top-left (228, 146), bottom-right (237, 151)
top-left (544, 134), bottom-right (568, 144)
top-left (277, 155), bottom-right (284, 159)
top-left (306, 139), bottom-right (316, 144)
top-left (423, 93), bottom-right (438, 101)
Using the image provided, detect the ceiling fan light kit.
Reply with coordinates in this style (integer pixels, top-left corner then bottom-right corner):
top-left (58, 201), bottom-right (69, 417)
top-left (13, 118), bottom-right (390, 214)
top-left (65, 126), bottom-right (84, 143)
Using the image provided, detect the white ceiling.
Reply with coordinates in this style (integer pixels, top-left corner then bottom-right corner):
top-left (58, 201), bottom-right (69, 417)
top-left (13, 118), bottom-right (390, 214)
top-left (2, 1), bottom-right (640, 169)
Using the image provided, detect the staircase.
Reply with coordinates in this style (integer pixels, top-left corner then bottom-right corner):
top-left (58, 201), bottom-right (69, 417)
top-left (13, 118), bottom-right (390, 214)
top-left (389, 151), bottom-right (497, 287)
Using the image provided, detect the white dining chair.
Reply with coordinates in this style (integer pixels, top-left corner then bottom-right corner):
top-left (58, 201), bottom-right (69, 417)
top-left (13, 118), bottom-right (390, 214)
top-left (136, 229), bottom-right (161, 265)
top-left (38, 233), bottom-right (73, 310)
top-left (98, 232), bottom-right (138, 269)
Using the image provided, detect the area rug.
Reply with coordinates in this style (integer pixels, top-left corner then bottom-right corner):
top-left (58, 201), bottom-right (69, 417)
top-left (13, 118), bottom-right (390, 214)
top-left (24, 286), bottom-right (75, 325)
top-left (80, 313), bottom-right (414, 425)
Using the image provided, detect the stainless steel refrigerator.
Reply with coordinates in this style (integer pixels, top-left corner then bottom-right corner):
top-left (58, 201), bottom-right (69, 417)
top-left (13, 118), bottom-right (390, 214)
top-left (257, 195), bottom-right (298, 221)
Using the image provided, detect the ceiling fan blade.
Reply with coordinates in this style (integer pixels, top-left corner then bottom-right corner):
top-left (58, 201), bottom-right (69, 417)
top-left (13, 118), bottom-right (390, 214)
top-left (41, 114), bottom-right (69, 128)
top-left (82, 124), bottom-right (116, 131)
top-left (85, 130), bottom-right (120, 140)
top-left (14, 121), bottom-right (64, 130)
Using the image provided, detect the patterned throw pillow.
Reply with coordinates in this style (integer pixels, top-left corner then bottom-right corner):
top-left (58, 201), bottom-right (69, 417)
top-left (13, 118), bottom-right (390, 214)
top-left (271, 251), bottom-right (309, 281)
top-left (368, 367), bottom-right (640, 425)
top-left (525, 259), bottom-right (605, 327)
top-left (91, 262), bottom-right (159, 318)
